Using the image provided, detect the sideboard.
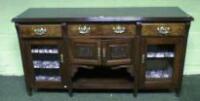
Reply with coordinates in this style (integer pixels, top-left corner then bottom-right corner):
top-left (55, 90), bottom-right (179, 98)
top-left (12, 7), bottom-right (193, 97)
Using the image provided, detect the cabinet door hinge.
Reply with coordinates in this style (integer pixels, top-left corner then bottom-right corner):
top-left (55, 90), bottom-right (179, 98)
top-left (102, 47), bottom-right (106, 58)
top-left (60, 53), bottom-right (64, 63)
top-left (141, 54), bottom-right (145, 64)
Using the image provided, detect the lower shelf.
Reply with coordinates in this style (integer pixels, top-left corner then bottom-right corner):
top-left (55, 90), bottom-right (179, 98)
top-left (35, 75), bottom-right (61, 82)
top-left (73, 78), bottom-right (134, 89)
top-left (72, 67), bottom-right (135, 89)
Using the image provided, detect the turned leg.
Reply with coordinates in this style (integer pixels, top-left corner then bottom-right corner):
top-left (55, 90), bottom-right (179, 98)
top-left (69, 88), bottom-right (73, 97)
top-left (133, 78), bottom-right (138, 97)
top-left (24, 79), bottom-right (33, 96)
top-left (134, 88), bottom-right (137, 97)
top-left (68, 79), bottom-right (73, 97)
top-left (133, 67), bottom-right (138, 97)
top-left (175, 87), bottom-right (181, 97)
top-left (27, 87), bottom-right (33, 96)
top-left (126, 67), bottom-right (138, 97)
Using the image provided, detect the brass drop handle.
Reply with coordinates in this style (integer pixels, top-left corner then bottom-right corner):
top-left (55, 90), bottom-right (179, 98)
top-left (78, 25), bottom-right (91, 34)
top-left (141, 54), bottom-right (145, 64)
top-left (157, 25), bottom-right (170, 35)
top-left (33, 27), bottom-right (47, 36)
top-left (113, 25), bottom-right (126, 34)
top-left (60, 53), bottom-right (64, 63)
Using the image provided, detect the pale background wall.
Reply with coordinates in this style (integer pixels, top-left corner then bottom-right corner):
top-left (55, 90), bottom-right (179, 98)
top-left (0, 0), bottom-right (199, 76)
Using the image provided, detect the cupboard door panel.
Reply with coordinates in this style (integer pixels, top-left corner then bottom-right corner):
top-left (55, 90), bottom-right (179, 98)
top-left (140, 38), bottom-right (183, 89)
top-left (103, 39), bottom-right (133, 65)
top-left (25, 40), bottom-right (67, 88)
top-left (69, 38), bottom-right (101, 65)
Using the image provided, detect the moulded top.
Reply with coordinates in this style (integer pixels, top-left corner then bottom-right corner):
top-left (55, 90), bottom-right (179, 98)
top-left (12, 7), bottom-right (194, 22)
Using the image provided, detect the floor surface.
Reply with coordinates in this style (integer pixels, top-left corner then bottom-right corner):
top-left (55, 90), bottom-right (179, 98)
top-left (0, 75), bottom-right (199, 101)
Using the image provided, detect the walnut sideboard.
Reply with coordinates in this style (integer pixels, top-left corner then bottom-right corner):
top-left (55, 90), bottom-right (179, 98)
top-left (12, 7), bottom-right (193, 97)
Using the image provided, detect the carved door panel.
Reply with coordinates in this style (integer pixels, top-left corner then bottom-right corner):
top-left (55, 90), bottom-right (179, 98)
top-left (69, 38), bottom-right (101, 65)
top-left (102, 39), bottom-right (133, 66)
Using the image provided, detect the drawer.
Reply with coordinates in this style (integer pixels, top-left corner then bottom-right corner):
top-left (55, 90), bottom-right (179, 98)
top-left (141, 23), bottom-right (186, 36)
top-left (102, 24), bottom-right (136, 36)
top-left (68, 24), bottom-right (100, 37)
top-left (18, 24), bottom-right (63, 38)
top-left (67, 24), bottom-right (136, 37)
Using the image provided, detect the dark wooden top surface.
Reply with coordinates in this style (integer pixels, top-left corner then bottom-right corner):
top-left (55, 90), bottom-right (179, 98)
top-left (12, 7), bottom-right (193, 22)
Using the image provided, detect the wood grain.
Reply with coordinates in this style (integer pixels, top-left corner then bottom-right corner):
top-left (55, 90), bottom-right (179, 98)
top-left (141, 23), bottom-right (186, 36)
top-left (67, 23), bottom-right (136, 37)
top-left (18, 24), bottom-right (63, 38)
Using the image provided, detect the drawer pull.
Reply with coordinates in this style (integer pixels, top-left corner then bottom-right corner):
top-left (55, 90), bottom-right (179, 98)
top-left (157, 25), bottom-right (170, 35)
top-left (113, 25), bottom-right (126, 34)
top-left (78, 25), bottom-right (91, 34)
top-left (33, 27), bottom-right (47, 36)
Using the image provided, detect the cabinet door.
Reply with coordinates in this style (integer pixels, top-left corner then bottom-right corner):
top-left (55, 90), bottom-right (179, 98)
top-left (25, 40), bottom-right (67, 88)
top-left (69, 38), bottom-right (101, 65)
top-left (141, 38), bottom-right (183, 89)
top-left (103, 39), bottom-right (133, 65)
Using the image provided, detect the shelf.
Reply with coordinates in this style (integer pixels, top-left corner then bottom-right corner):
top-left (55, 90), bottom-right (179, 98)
top-left (146, 52), bottom-right (174, 58)
top-left (31, 55), bottom-right (59, 58)
top-left (33, 60), bottom-right (60, 69)
top-left (146, 58), bottom-right (174, 60)
top-left (34, 68), bottom-right (60, 70)
top-left (31, 48), bottom-right (59, 54)
top-left (72, 68), bottom-right (134, 89)
top-left (73, 78), bottom-right (134, 89)
top-left (72, 68), bottom-right (134, 80)
top-left (35, 76), bottom-right (61, 82)
top-left (34, 69), bottom-right (60, 78)
top-left (145, 67), bottom-right (173, 80)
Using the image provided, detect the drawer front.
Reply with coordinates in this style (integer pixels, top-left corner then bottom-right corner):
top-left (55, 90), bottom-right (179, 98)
top-left (141, 23), bottom-right (186, 36)
top-left (18, 24), bottom-right (62, 38)
top-left (68, 24), bottom-right (100, 37)
top-left (102, 24), bottom-right (136, 36)
top-left (67, 24), bottom-right (136, 37)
